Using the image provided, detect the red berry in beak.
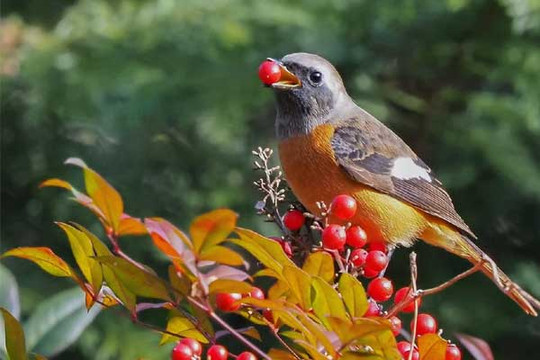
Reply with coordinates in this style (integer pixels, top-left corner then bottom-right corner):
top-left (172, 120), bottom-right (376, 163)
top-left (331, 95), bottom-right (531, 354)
top-left (258, 60), bottom-right (281, 85)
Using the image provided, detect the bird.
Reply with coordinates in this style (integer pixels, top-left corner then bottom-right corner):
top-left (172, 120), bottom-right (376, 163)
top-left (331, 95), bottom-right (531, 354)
top-left (264, 52), bottom-right (540, 316)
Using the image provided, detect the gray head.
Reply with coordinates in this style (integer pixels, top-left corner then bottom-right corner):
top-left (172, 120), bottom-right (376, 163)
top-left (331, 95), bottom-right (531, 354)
top-left (268, 53), bottom-right (353, 140)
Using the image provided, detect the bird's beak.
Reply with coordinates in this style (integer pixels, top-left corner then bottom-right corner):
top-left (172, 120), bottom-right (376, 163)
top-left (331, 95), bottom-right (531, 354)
top-left (270, 59), bottom-right (301, 90)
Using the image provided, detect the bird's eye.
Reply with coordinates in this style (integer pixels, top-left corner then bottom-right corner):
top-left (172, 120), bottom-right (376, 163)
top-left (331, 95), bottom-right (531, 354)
top-left (309, 71), bottom-right (323, 84)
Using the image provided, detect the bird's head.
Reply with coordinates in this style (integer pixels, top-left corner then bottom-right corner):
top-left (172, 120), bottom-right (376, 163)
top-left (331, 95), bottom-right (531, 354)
top-left (261, 53), bottom-right (352, 140)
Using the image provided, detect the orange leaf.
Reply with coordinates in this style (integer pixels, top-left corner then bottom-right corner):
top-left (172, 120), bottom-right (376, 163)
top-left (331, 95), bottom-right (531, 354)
top-left (39, 178), bottom-right (73, 190)
top-left (418, 333), bottom-right (448, 360)
top-left (118, 214), bottom-right (147, 236)
top-left (1, 247), bottom-right (74, 278)
top-left (190, 209), bottom-right (237, 254)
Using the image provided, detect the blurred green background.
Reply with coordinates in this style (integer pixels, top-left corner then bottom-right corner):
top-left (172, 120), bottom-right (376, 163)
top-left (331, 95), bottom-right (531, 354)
top-left (1, 0), bottom-right (540, 358)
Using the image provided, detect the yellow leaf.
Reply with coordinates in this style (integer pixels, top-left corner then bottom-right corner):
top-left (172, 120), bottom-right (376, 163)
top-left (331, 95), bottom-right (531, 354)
top-left (267, 349), bottom-right (297, 360)
top-left (238, 327), bottom-right (262, 341)
top-left (311, 276), bottom-right (348, 328)
top-left (283, 266), bottom-right (311, 310)
top-left (66, 158), bottom-right (123, 232)
top-left (418, 333), bottom-right (447, 360)
top-left (199, 245), bottom-right (244, 266)
top-left (208, 279), bottom-right (253, 294)
top-left (190, 209), bottom-right (237, 254)
top-left (57, 222), bottom-right (103, 296)
top-left (1, 247), bottom-right (73, 278)
top-left (160, 313), bottom-right (208, 345)
top-left (1, 308), bottom-right (26, 360)
top-left (97, 256), bottom-right (171, 302)
top-left (302, 252), bottom-right (334, 283)
top-left (338, 273), bottom-right (369, 318)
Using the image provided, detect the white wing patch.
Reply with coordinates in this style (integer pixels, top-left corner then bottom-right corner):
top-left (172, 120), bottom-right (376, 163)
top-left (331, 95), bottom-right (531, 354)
top-left (391, 157), bottom-right (432, 182)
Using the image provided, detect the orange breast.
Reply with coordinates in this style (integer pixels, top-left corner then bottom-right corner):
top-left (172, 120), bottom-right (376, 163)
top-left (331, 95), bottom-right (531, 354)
top-left (278, 124), bottom-right (428, 245)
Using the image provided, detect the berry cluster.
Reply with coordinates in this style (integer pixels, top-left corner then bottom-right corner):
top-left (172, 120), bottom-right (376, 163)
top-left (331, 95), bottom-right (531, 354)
top-left (282, 194), bottom-right (462, 360)
top-left (172, 339), bottom-right (257, 360)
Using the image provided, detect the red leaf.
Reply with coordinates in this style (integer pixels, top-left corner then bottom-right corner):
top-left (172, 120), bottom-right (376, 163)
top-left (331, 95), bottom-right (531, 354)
top-left (1, 247), bottom-right (74, 278)
top-left (455, 333), bottom-right (494, 360)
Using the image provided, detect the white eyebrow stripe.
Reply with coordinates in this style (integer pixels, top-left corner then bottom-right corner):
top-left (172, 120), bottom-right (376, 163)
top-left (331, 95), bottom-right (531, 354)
top-left (391, 157), bottom-right (432, 182)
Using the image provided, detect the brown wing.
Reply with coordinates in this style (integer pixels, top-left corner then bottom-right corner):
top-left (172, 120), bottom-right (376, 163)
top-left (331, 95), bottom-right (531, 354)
top-left (331, 117), bottom-right (476, 238)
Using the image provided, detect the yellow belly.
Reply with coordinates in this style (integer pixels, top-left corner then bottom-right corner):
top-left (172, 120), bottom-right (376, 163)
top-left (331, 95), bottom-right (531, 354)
top-left (278, 124), bottom-right (428, 246)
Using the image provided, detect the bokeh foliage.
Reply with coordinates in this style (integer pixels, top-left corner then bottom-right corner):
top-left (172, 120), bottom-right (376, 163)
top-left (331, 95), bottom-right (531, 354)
top-left (1, 0), bottom-right (540, 358)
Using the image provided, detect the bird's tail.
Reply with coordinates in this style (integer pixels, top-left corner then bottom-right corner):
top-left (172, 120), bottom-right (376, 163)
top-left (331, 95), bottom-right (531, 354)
top-left (423, 222), bottom-right (540, 316)
top-left (457, 234), bottom-right (540, 316)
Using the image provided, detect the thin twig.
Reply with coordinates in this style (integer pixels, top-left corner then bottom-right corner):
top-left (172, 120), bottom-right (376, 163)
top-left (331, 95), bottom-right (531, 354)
top-left (408, 252), bottom-right (419, 360)
top-left (107, 233), bottom-right (147, 271)
top-left (385, 261), bottom-right (483, 318)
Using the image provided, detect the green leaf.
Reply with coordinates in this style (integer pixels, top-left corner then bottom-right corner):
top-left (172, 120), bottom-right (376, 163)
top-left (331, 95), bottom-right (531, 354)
top-left (0, 264), bottom-right (20, 318)
top-left (102, 265), bottom-right (136, 311)
top-left (190, 209), bottom-right (237, 254)
top-left (338, 273), bottom-right (369, 318)
top-left (57, 222), bottom-right (103, 295)
top-left (168, 265), bottom-right (190, 299)
top-left (1, 307), bottom-right (26, 360)
top-left (199, 245), bottom-right (244, 266)
top-left (160, 312), bottom-right (208, 345)
top-left (311, 276), bottom-right (348, 328)
top-left (96, 256), bottom-right (171, 302)
top-left (23, 287), bottom-right (100, 357)
top-left (1, 247), bottom-right (74, 278)
top-left (232, 228), bottom-right (295, 278)
top-left (283, 266), bottom-right (312, 310)
top-left (418, 333), bottom-right (447, 360)
top-left (302, 252), bottom-right (334, 283)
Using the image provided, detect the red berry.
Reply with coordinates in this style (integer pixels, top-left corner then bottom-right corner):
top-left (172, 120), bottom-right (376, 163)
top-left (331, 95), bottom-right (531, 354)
top-left (247, 286), bottom-right (265, 300)
top-left (215, 293), bottom-right (242, 312)
top-left (346, 226), bottom-right (367, 248)
top-left (330, 194), bottom-right (357, 220)
top-left (365, 250), bottom-right (388, 272)
top-left (396, 342), bottom-right (419, 360)
top-left (363, 299), bottom-right (380, 317)
top-left (171, 342), bottom-right (193, 360)
top-left (322, 224), bottom-right (347, 250)
top-left (397, 341), bottom-right (412, 354)
top-left (350, 248), bottom-right (368, 267)
top-left (389, 316), bottom-right (402, 336)
top-left (363, 267), bottom-right (380, 278)
top-left (207, 345), bottom-right (228, 360)
top-left (394, 287), bottom-right (421, 313)
top-left (237, 352), bottom-right (257, 360)
top-left (258, 60), bottom-right (281, 85)
top-left (367, 277), bottom-right (394, 302)
top-left (412, 313), bottom-right (438, 335)
top-left (283, 210), bottom-right (305, 231)
top-left (179, 338), bottom-right (202, 356)
top-left (446, 344), bottom-right (462, 360)
top-left (368, 241), bottom-right (388, 254)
